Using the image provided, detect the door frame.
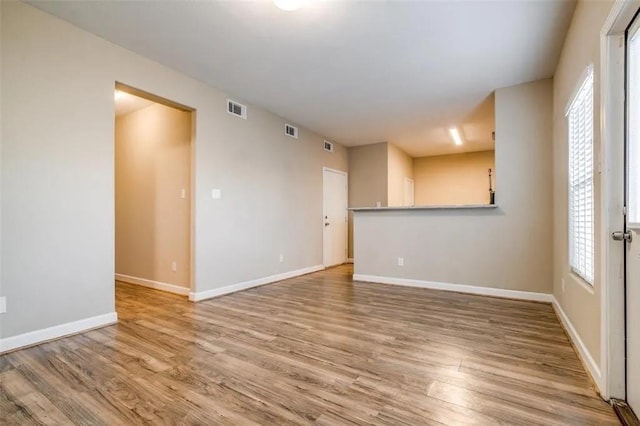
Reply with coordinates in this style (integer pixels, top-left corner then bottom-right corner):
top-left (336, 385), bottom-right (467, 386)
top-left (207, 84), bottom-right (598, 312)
top-left (600, 0), bottom-right (640, 400)
top-left (114, 82), bottom-right (197, 297)
top-left (403, 177), bottom-right (415, 207)
top-left (322, 167), bottom-right (348, 267)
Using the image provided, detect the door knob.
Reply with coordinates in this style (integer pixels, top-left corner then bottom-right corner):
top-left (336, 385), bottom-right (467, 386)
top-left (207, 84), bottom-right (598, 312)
top-left (612, 231), bottom-right (632, 242)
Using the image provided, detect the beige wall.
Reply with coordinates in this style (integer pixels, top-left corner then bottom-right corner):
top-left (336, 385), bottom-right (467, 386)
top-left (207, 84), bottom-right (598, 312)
top-left (414, 151), bottom-right (495, 205)
top-left (348, 142), bottom-right (388, 208)
top-left (115, 103), bottom-right (191, 288)
top-left (354, 79), bottom-right (553, 294)
top-left (347, 142), bottom-right (388, 257)
top-left (387, 143), bottom-right (414, 207)
top-left (0, 1), bottom-right (348, 339)
top-left (552, 0), bottom-right (615, 367)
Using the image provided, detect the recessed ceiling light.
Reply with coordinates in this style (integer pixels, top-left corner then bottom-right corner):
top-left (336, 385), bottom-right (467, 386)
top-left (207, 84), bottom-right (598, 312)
top-left (274, 0), bottom-right (302, 11)
top-left (114, 90), bottom-right (124, 100)
top-left (449, 127), bottom-right (464, 146)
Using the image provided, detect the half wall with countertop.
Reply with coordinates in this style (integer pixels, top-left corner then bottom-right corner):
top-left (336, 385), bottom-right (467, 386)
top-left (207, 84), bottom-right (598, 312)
top-left (352, 79), bottom-right (553, 297)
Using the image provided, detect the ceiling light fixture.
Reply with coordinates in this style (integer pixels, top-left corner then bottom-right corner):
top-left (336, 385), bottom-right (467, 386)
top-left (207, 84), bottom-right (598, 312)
top-left (449, 127), bottom-right (463, 146)
top-left (114, 90), bottom-right (124, 100)
top-left (274, 0), bottom-right (302, 11)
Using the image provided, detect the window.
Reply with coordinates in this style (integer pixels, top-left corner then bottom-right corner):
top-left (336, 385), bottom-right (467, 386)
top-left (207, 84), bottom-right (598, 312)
top-left (628, 26), bottom-right (640, 227)
top-left (567, 65), bottom-right (594, 284)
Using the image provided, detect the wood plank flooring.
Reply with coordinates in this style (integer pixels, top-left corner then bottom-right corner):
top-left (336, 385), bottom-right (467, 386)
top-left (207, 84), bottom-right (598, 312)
top-left (0, 265), bottom-right (618, 425)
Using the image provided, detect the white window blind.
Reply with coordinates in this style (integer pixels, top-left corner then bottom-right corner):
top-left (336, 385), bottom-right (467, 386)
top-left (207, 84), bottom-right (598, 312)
top-left (567, 66), bottom-right (594, 284)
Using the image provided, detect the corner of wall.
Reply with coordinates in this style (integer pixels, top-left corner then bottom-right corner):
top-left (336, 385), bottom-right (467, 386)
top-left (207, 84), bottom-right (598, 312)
top-left (549, 0), bottom-right (618, 385)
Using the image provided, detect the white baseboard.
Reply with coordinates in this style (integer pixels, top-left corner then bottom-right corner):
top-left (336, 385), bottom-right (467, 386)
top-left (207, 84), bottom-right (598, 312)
top-left (352, 274), bottom-right (553, 303)
top-left (552, 297), bottom-right (603, 393)
top-left (115, 273), bottom-right (190, 296)
top-left (346, 258), bottom-right (354, 264)
top-left (0, 312), bottom-right (118, 354)
top-left (190, 264), bottom-right (324, 302)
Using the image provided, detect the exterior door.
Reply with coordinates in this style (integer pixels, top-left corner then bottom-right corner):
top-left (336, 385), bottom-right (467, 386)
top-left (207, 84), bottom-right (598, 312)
top-left (625, 16), bottom-right (640, 416)
top-left (323, 168), bottom-right (348, 267)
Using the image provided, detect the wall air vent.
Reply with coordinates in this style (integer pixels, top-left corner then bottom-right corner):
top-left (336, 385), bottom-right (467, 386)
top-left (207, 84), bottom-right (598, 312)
top-left (285, 124), bottom-right (298, 139)
top-left (227, 99), bottom-right (247, 119)
top-left (324, 140), bottom-right (334, 152)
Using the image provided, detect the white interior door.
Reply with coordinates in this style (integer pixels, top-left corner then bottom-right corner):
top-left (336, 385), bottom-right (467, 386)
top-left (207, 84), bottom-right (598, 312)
top-left (625, 18), bottom-right (640, 416)
top-left (323, 168), bottom-right (348, 267)
top-left (403, 178), bottom-right (415, 207)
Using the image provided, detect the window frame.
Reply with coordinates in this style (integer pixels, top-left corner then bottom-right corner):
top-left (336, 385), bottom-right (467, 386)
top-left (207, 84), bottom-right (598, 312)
top-left (627, 23), bottom-right (640, 228)
top-left (566, 64), bottom-right (595, 285)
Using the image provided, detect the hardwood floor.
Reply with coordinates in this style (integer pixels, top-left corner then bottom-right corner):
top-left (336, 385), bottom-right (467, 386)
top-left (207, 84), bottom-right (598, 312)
top-left (1, 265), bottom-right (618, 425)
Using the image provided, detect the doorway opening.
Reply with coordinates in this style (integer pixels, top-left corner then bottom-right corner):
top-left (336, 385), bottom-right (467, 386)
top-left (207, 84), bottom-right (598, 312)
top-left (403, 177), bottom-right (415, 207)
top-left (323, 167), bottom-right (348, 268)
top-left (114, 83), bottom-right (195, 302)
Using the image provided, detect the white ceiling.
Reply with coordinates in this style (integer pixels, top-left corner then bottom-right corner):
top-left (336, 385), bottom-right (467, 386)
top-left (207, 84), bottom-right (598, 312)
top-left (114, 91), bottom-right (155, 117)
top-left (30, 0), bottom-right (575, 157)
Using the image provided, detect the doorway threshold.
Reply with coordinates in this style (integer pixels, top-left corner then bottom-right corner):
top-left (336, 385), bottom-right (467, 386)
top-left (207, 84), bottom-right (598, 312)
top-left (612, 399), bottom-right (640, 426)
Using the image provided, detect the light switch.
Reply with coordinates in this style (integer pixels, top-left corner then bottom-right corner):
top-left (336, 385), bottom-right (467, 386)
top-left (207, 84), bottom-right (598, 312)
top-left (180, 189), bottom-right (186, 199)
top-left (211, 189), bottom-right (222, 199)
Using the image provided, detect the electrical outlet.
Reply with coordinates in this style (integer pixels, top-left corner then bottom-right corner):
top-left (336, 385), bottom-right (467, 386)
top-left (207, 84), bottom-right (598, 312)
top-left (397, 257), bottom-right (404, 267)
top-left (211, 188), bottom-right (222, 199)
top-left (0, 297), bottom-right (6, 314)
top-left (561, 278), bottom-right (565, 293)
top-left (171, 261), bottom-right (177, 272)
top-left (279, 254), bottom-right (284, 263)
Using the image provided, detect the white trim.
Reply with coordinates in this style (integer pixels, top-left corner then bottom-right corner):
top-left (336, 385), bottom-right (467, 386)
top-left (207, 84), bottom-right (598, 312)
top-left (115, 273), bottom-right (190, 296)
top-left (0, 312), bottom-right (118, 354)
top-left (189, 265), bottom-right (324, 302)
top-left (322, 166), bottom-right (348, 177)
top-left (565, 64), bottom-right (594, 116)
top-left (553, 297), bottom-right (603, 393)
top-left (602, 0), bottom-right (639, 35)
top-left (353, 274), bottom-right (553, 303)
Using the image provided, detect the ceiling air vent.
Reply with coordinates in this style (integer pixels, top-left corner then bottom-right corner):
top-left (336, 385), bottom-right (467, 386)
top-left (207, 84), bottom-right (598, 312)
top-left (227, 99), bottom-right (247, 119)
top-left (324, 140), bottom-right (334, 152)
top-left (285, 124), bottom-right (298, 139)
